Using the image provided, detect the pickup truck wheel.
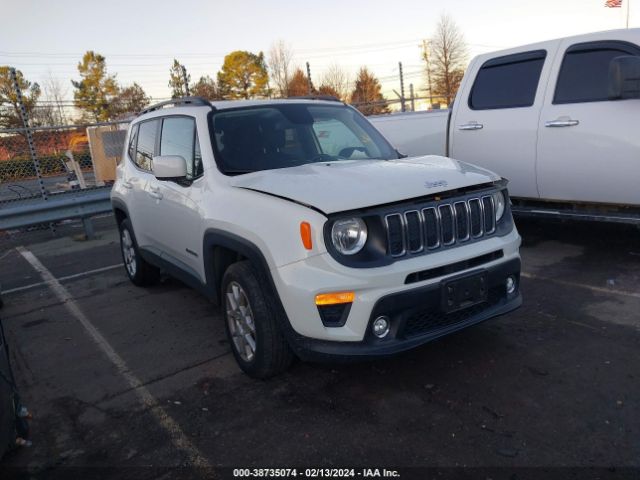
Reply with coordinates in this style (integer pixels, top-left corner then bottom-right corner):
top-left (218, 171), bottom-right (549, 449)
top-left (118, 219), bottom-right (160, 286)
top-left (222, 261), bottom-right (294, 378)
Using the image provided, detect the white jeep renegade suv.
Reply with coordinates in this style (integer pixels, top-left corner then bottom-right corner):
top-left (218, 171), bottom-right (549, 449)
top-left (111, 96), bottom-right (522, 378)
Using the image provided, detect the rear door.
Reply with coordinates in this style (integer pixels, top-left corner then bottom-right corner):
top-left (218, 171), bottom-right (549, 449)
top-left (451, 46), bottom-right (556, 199)
top-left (126, 118), bottom-right (161, 249)
top-left (536, 39), bottom-right (640, 206)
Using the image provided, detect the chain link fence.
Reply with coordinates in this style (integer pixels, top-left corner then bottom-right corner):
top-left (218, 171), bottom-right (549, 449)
top-left (0, 121), bottom-right (129, 203)
top-left (0, 120), bottom-right (129, 251)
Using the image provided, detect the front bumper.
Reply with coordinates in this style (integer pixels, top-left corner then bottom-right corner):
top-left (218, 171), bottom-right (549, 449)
top-left (284, 257), bottom-right (521, 361)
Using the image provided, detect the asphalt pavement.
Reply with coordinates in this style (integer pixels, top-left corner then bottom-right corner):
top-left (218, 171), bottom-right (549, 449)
top-left (0, 216), bottom-right (638, 479)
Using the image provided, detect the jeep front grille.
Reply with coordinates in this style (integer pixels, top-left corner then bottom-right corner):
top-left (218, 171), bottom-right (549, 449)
top-left (385, 195), bottom-right (496, 257)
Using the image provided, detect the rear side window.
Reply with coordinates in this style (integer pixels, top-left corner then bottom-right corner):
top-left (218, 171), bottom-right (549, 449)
top-left (469, 50), bottom-right (547, 110)
top-left (160, 117), bottom-right (203, 180)
top-left (135, 120), bottom-right (159, 171)
top-left (554, 41), bottom-right (640, 104)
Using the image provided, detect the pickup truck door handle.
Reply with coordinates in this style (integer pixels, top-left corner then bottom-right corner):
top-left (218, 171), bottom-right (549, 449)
top-left (458, 122), bottom-right (483, 131)
top-left (545, 119), bottom-right (579, 128)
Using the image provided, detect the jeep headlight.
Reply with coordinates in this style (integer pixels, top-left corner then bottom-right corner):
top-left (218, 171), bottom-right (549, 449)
top-left (492, 191), bottom-right (506, 222)
top-left (331, 218), bottom-right (367, 255)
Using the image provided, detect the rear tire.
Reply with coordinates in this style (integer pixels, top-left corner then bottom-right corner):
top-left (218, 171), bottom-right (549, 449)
top-left (118, 218), bottom-right (160, 286)
top-left (222, 261), bottom-right (294, 378)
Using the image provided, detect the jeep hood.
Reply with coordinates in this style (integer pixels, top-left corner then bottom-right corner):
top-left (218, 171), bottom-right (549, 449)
top-left (229, 155), bottom-right (500, 214)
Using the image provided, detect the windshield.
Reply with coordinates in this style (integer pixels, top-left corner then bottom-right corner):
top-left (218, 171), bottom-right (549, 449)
top-left (210, 103), bottom-right (398, 174)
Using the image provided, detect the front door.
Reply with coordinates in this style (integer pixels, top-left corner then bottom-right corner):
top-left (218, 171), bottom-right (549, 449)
top-left (536, 38), bottom-right (640, 206)
top-left (450, 47), bottom-right (556, 199)
top-left (147, 116), bottom-right (204, 280)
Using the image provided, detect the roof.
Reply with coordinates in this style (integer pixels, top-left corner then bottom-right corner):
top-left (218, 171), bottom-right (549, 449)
top-left (210, 98), bottom-right (342, 110)
top-left (472, 27), bottom-right (640, 63)
top-left (137, 96), bottom-right (343, 119)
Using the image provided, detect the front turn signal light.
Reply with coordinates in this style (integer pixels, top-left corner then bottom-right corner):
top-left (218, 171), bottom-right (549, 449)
top-left (300, 222), bottom-right (312, 250)
top-left (315, 291), bottom-right (355, 306)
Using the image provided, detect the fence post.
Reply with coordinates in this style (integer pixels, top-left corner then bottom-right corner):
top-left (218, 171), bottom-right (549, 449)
top-left (181, 65), bottom-right (190, 97)
top-left (399, 62), bottom-right (406, 112)
top-left (9, 68), bottom-right (47, 202)
top-left (306, 62), bottom-right (314, 94)
top-left (410, 83), bottom-right (415, 112)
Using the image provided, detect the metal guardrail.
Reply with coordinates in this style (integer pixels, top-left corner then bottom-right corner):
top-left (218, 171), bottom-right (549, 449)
top-left (0, 187), bottom-right (112, 238)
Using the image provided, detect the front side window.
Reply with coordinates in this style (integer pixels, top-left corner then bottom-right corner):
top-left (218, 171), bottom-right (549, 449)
top-left (160, 117), bottom-right (203, 180)
top-left (469, 50), bottom-right (547, 110)
top-left (554, 41), bottom-right (640, 104)
top-left (135, 120), bottom-right (159, 171)
top-left (211, 104), bottom-right (398, 175)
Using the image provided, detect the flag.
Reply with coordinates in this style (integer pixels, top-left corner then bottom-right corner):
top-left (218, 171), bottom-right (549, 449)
top-left (605, 0), bottom-right (622, 7)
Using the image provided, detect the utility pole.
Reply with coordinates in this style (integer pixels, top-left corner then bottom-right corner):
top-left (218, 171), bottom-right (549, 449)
top-left (409, 83), bottom-right (415, 112)
top-left (626, 0), bottom-right (631, 28)
top-left (398, 61), bottom-right (406, 112)
top-left (181, 65), bottom-right (190, 96)
top-left (306, 61), bottom-right (314, 94)
top-left (423, 40), bottom-right (433, 108)
top-left (10, 68), bottom-right (47, 202)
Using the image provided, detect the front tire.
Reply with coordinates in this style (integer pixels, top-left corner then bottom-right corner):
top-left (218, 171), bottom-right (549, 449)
top-left (118, 218), bottom-right (160, 286)
top-left (222, 261), bottom-right (294, 378)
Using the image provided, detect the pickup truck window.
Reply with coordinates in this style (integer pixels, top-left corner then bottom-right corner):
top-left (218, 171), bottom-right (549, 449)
top-left (469, 50), bottom-right (546, 110)
top-left (210, 104), bottom-right (398, 175)
top-left (554, 41), bottom-right (640, 104)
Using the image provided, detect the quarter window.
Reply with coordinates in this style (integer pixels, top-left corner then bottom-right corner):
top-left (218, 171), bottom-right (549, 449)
top-left (160, 117), bottom-right (203, 180)
top-left (126, 124), bottom-right (138, 165)
top-left (135, 120), bottom-right (159, 171)
top-left (469, 50), bottom-right (547, 110)
top-left (554, 41), bottom-right (640, 104)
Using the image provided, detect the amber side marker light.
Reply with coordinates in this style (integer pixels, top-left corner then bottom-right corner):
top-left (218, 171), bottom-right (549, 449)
top-left (300, 221), bottom-right (313, 250)
top-left (315, 291), bottom-right (355, 306)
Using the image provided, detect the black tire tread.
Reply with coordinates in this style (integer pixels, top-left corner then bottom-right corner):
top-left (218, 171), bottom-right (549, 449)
top-left (222, 260), bottom-right (293, 378)
top-left (119, 218), bottom-right (160, 287)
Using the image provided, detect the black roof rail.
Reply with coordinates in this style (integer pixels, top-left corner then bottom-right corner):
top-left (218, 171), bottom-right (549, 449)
top-left (139, 96), bottom-right (215, 115)
top-left (289, 95), bottom-right (342, 102)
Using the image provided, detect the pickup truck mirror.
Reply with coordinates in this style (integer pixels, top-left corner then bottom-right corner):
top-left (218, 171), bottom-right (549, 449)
top-left (608, 56), bottom-right (640, 100)
top-left (152, 155), bottom-right (188, 180)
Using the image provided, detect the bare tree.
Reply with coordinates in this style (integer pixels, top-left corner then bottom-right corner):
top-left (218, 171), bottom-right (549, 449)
top-left (268, 40), bottom-right (293, 98)
top-left (319, 63), bottom-right (351, 101)
top-left (428, 14), bottom-right (468, 106)
top-left (43, 72), bottom-right (69, 125)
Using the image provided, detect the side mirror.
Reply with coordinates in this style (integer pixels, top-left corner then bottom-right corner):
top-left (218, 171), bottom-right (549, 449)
top-left (608, 55), bottom-right (640, 100)
top-left (152, 155), bottom-right (187, 179)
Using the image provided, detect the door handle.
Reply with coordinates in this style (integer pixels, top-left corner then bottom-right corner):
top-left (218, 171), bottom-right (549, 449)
top-left (148, 191), bottom-right (163, 200)
top-left (458, 122), bottom-right (483, 131)
top-left (545, 119), bottom-right (579, 128)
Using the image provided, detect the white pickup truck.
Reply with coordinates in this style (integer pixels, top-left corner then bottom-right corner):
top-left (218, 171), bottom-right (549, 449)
top-left (371, 28), bottom-right (640, 224)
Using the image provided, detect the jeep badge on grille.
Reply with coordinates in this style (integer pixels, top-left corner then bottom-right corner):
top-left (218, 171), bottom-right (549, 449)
top-left (425, 180), bottom-right (448, 189)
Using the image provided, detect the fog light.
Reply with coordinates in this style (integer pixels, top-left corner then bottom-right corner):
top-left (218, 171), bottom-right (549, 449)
top-left (506, 275), bottom-right (517, 295)
top-left (372, 316), bottom-right (390, 338)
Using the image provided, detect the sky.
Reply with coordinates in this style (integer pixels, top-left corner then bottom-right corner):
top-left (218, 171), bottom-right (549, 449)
top-left (0, 0), bottom-right (635, 104)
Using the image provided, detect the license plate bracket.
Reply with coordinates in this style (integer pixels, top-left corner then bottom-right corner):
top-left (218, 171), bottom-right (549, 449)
top-left (441, 271), bottom-right (488, 313)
